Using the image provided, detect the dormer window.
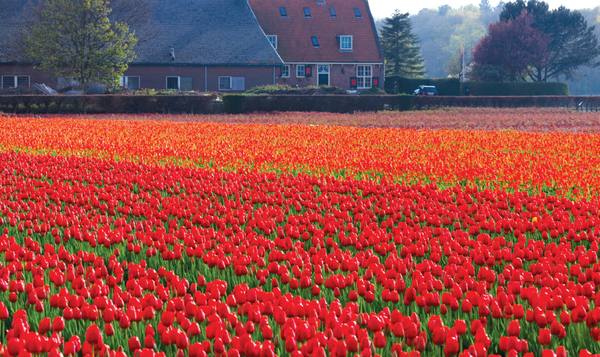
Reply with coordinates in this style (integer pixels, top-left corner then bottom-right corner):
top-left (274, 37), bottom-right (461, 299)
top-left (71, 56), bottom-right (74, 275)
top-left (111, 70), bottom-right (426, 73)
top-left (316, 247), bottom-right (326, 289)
top-left (304, 7), bottom-right (311, 17)
top-left (329, 8), bottom-right (336, 17)
top-left (354, 8), bottom-right (362, 17)
top-left (340, 35), bottom-right (352, 50)
top-left (280, 7), bottom-right (287, 17)
top-left (267, 35), bottom-right (277, 49)
top-left (311, 36), bottom-right (319, 48)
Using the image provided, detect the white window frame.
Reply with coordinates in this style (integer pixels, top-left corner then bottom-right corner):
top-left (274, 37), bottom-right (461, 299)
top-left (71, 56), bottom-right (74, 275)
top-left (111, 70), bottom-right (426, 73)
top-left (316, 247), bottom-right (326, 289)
top-left (120, 76), bottom-right (140, 90)
top-left (2, 75), bottom-right (30, 88)
top-left (219, 76), bottom-right (245, 91)
top-left (267, 35), bottom-right (277, 49)
top-left (356, 65), bottom-right (372, 89)
top-left (281, 65), bottom-right (290, 78)
top-left (166, 76), bottom-right (180, 90)
top-left (296, 65), bottom-right (306, 78)
top-left (340, 35), bottom-right (353, 50)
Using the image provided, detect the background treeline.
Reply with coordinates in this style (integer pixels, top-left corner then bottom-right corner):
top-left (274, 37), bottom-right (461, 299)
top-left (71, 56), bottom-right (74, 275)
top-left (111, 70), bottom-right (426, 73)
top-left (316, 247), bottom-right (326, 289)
top-left (376, 5), bottom-right (600, 95)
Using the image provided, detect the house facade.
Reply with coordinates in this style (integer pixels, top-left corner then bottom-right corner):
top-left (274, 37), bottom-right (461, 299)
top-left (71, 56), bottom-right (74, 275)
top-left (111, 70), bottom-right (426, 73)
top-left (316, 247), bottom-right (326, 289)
top-left (0, 0), bottom-right (283, 92)
top-left (248, 0), bottom-right (385, 91)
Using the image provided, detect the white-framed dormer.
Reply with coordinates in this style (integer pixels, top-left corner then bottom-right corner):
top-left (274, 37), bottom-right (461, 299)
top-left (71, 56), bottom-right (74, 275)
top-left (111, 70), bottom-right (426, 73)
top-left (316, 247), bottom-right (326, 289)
top-left (340, 35), bottom-right (353, 51)
top-left (267, 35), bottom-right (277, 49)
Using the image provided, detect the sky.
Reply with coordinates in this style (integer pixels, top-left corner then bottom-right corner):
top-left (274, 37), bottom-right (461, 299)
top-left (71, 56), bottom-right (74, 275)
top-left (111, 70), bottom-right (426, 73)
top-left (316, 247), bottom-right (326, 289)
top-left (368, 0), bottom-right (600, 19)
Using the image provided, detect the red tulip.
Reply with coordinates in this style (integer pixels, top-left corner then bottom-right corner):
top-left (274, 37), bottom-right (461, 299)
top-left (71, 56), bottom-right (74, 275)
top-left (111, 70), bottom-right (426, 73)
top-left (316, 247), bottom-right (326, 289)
top-left (52, 317), bottom-right (65, 332)
top-left (373, 331), bottom-right (386, 349)
top-left (507, 320), bottom-right (520, 337)
top-left (538, 329), bottom-right (551, 346)
top-left (432, 327), bottom-right (446, 346)
top-left (129, 337), bottom-right (141, 352)
top-left (85, 325), bottom-right (102, 346)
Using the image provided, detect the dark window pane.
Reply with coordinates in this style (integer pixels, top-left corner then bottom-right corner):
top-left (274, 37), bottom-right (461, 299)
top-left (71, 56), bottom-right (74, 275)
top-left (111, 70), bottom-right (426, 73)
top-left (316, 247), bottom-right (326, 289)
top-left (280, 7), bottom-right (287, 17)
top-left (128, 77), bottom-right (140, 90)
top-left (166, 77), bottom-right (179, 90)
top-left (312, 37), bottom-right (319, 47)
top-left (2, 76), bottom-right (15, 88)
top-left (17, 76), bottom-right (29, 87)
top-left (304, 7), bottom-right (310, 17)
top-left (354, 8), bottom-right (361, 17)
top-left (329, 8), bottom-right (336, 17)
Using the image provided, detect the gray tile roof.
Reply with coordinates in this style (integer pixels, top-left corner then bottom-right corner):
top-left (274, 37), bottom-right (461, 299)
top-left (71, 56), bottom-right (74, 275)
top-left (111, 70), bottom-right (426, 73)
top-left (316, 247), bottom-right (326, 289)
top-left (0, 0), bottom-right (283, 65)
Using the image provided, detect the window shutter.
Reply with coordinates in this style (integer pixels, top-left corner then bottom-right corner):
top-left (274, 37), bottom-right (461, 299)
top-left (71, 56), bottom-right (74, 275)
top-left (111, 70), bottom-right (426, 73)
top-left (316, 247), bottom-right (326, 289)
top-left (305, 65), bottom-right (312, 77)
top-left (350, 77), bottom-right (357, 89)
top-left (232, 77), bottom-right (245, 91)
top-left (372, 77), bottom-right (379, 87)
top-left (180, 77), bottom-right (193, 91)
top-left (279, 67), bottom-right (282, 76)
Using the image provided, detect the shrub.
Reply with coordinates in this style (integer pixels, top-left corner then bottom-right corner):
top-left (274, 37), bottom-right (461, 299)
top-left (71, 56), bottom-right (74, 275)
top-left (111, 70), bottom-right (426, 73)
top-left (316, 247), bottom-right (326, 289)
top-left (359, 87), bottom-right (387, 95)
top-left (246, 85), bottom-right (347, 95)
top-left (223, 95), bottom-right (246, 114)
top-left (397, 94), bottom-right (414, 111)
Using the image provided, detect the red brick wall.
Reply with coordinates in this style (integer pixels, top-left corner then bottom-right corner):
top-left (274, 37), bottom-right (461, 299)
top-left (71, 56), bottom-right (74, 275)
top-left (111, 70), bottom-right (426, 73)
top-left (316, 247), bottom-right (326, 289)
top-left (276, 63), bottom-right (384, 91)
top-left (0, 64), bottom-right (277, 92)
top-left (125, 65), bottom-right (276, 92)
top-left (0, 64), bottom-right (56, 88)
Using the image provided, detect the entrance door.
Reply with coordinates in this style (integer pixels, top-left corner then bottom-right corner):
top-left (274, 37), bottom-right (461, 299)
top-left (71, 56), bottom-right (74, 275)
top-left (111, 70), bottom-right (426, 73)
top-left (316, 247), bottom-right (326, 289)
top-left (318, 65), bottom-right (329, 86)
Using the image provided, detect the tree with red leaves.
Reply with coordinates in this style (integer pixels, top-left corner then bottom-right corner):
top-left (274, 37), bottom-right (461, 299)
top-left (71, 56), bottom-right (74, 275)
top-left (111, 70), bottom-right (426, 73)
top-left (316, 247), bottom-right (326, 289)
top-left (470, 11), bottom-right (550, 82)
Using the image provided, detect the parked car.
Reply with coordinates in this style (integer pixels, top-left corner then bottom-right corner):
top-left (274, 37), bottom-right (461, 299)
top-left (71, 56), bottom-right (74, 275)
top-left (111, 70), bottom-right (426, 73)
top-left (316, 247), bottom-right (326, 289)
top-left (413, 85), bottom-right (438, 96)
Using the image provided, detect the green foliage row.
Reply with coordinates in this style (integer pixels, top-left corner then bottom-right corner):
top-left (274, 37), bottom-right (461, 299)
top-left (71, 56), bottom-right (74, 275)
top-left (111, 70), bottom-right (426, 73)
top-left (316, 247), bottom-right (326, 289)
top-left (0, 95), bottom-right (216, 114)
top-left (245, 85), bottom-right (347, 95)
top-left (461, 82), bottom-right (570, 96)
top-left (385, 76), bottom-right (461, 96)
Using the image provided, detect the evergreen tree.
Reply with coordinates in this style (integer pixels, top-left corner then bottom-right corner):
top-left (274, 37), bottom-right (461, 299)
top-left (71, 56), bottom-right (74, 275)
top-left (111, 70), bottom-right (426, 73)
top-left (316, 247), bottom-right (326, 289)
top-left (380, 10), bottom-right (426, 78)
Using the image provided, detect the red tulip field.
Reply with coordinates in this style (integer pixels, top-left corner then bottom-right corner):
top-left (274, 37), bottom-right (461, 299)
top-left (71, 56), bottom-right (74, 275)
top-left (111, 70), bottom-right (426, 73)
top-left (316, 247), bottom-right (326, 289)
top-left (0, 110), bottom-right (600, 357)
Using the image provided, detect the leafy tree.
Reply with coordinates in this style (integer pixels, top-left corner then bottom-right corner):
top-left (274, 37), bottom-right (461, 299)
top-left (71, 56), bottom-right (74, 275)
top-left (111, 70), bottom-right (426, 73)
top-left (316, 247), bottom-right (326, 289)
top-left (380, 10), bottom-right (426, 78)
top-left (24, 0), bottom-right (138, 89)
top-left (444, 52), bottom-right (471, 79)
top-left (499, 0), bottom-right (600, 81)
top-left (438, 5), bottom-right (451, 16)
top-left (479, 0), bottom-right (492, 11)
top-left (471, 11), bottom-right (550, 81)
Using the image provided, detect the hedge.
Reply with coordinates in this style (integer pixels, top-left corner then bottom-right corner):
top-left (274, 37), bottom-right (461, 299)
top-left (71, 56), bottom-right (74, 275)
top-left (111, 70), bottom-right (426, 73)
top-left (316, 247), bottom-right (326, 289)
top-left (223, 95), bottom-right (246, 114)
top-left (385, 76), bottom-right (461, 96)
top-left (412, 96), bottom-right (598, 110)
top-left (0, 95), bottom-right (216, 114)
top-left (237, 95), bottom-right (409, 113)
top-left (226, 95), bottom-right (600, 113)
top-left (461, 82), bottom-right (569, 96)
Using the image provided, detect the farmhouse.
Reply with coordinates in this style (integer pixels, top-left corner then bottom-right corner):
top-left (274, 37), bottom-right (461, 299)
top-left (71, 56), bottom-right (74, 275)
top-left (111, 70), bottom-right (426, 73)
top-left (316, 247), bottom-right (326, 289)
top-left (248, 0), bottom-right (385, 91)
top-left (0, 0), bottom-right (283, 92)
top-left (0, 0), bottom-right (383, 92)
